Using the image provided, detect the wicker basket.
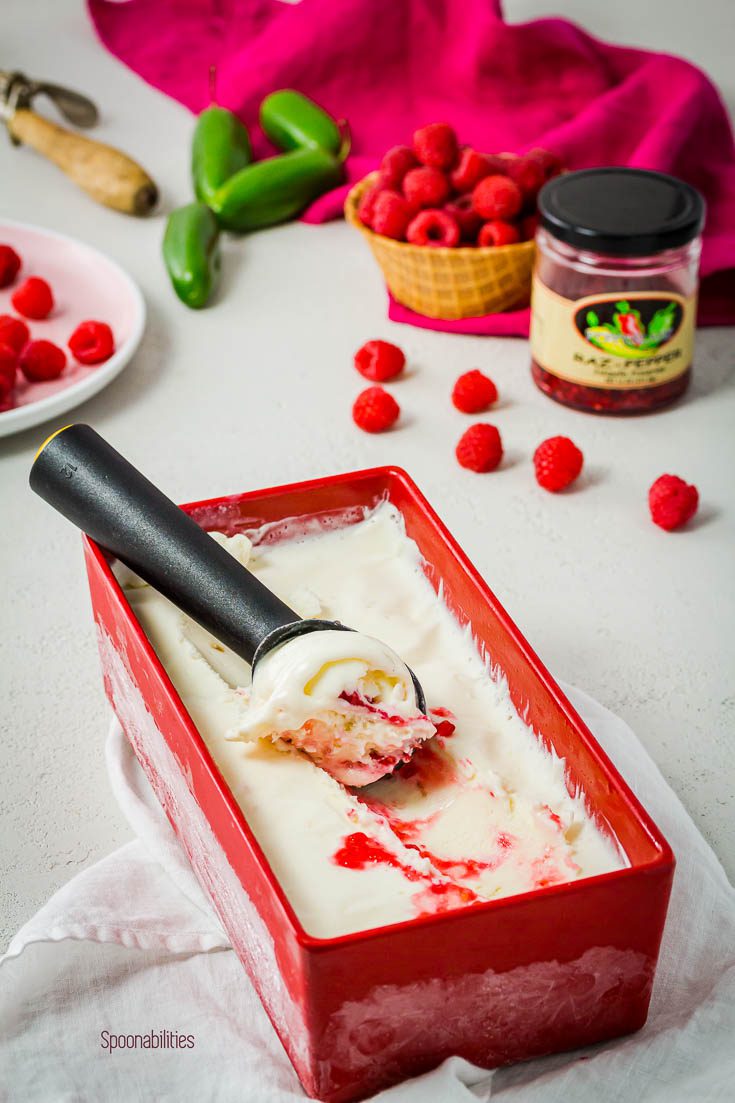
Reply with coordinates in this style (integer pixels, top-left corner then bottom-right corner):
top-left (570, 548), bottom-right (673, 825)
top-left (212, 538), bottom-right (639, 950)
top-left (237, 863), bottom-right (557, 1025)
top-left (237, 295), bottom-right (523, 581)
top-left (345, 173), bottom-right (535, 320)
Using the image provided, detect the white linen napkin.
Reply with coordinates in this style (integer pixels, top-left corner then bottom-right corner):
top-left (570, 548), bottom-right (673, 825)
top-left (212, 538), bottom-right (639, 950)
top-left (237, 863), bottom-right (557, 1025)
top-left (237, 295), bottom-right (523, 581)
top-left (1, 684), bottom-right (733, 1102)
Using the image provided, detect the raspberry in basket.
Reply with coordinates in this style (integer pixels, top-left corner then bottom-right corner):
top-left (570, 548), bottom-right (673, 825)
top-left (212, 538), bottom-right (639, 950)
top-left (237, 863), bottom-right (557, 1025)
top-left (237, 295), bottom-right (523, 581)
top-left (456, 424), bottom-right (503, 472)
top-left (451, 149), bottom-right (490, 193)
top-left (407, 210), bottom-right (460, 248)
top-left (380, 145), bottom-right (418, 188)
top-left (403, 167), bottom-right (450, 210)
top-left (505, 155), bottom-right (546, 203)
top-left (11, 276), bottom-right (54, 320)
top-left (352, 386), bottom-right (400, 433)
top-left (648, 474), bottom-right (699, 531)
top-left (473, 175), bottom-right (522, 220)
top-left (533, 436), bottom-right (584, 492)
top-left (0, 244), bottom-right (21, 288)
top-left (527, 147), bottom-right (563, 179)
top-left (0, 314), bottom-right (30, 354)
top-left (444, 195), bottom-right (482, 241)
top-left (372, 191), bottom-right (412, 240)
top-left (478, 220), bottom-right (520, 247)
top-left (413, 123), bottom-right (459, 170)
top-left (357, 183), bottom-right (383, 228)
top-left (68, 320), bottom-right (115, 365)
top-left (354, 340), bottom-right (405, 383)
top-left (452, 370), bottom-right (498, 413)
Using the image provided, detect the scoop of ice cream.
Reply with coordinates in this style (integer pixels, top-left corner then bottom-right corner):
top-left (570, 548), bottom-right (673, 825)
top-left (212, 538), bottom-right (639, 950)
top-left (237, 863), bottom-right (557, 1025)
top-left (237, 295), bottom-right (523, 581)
top-left (229, 628), bottom-right (437, 785)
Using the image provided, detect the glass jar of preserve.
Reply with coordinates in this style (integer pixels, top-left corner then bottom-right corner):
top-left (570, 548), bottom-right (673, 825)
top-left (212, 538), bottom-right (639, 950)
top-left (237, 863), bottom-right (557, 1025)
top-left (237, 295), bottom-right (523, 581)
top-left (530, 168), bottom-right (705, 415)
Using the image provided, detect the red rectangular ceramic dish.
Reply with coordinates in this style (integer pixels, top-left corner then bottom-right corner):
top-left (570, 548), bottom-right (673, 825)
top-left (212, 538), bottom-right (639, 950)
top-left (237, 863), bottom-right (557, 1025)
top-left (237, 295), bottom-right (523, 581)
top-left (84, 467), bottom-right (674, 1102)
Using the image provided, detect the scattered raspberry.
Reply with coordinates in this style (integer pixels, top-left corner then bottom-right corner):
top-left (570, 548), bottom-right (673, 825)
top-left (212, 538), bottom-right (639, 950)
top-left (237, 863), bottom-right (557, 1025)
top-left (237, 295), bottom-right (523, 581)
top-left (520, 214), bottom-right (539, 241)
top-left (407, 209), bottom-right (460, 248)
top-left (648, 474), bottom-right (699, 531)
top-left (456, 423), bottom-right (503, 472)
top-left (19, 339), bottom-right (66, 382)
top-left (380, 145), bottom-right (418, 188)
top-left (413, 123), bottom-right (459, 170)
top-left (0, 244), bottom-right (21, 288)
top-left (450, 149), bottom-right (490, 192)
top-left (0, 342), bottom-right (18, 388)
top-left (357, 183), bottom-right (383, 228)
top-left (0, 314), bottom-right (29, 354)
top-left (403, 167), bottom-right (450, 210)
top-left (68, 320), bottom-right (115, 365)
top-left (533, 436), bottom-right (584, 492)
top-left (354, 339), bottom-right (405, 382)
top-left (443, 195), bottom-right (482, 241)
top-left (478, 220), bottom-right (521, 247)
top-left (371, 190), bottom-right (412, 240)
top-left (505, 154), bottom-right (546, 203)
top-left (11, 276), bottom-right (54, 320)
top-left (352, 385), bottom-right (400, 433)
top-left (473, 175), bottom-right (523, 220)
top-left (526, 147), bottom-right (563, 179)
top-left (452, 369), bottom-right (498, 413)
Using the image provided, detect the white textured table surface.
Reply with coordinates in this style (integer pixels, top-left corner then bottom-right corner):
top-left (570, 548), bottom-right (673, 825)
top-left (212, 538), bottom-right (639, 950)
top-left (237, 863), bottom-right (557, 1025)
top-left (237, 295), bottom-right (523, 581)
top-left (1, 0), bottom-right (733, 951)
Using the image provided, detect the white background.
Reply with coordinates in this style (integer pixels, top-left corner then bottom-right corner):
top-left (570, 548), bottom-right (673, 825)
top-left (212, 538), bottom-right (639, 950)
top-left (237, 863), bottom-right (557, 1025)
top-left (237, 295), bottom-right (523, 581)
top-left (1, 0), bottom-right (733, 950)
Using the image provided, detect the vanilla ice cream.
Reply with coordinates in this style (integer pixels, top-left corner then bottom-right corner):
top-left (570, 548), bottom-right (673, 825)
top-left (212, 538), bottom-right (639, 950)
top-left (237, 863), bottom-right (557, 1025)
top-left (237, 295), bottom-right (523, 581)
top-left (117, 502), bottom-right (624, 938)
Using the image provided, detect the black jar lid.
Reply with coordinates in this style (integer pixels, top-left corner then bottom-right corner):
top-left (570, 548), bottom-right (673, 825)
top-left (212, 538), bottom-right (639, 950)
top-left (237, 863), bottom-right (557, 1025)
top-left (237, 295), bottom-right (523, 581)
top-left (538, 168), bottom-right (705, 256)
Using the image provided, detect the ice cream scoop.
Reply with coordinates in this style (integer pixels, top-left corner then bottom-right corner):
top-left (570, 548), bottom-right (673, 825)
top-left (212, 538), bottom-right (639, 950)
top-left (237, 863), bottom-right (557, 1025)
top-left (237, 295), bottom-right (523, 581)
top-left (29, 424), bottom-right (432, 784)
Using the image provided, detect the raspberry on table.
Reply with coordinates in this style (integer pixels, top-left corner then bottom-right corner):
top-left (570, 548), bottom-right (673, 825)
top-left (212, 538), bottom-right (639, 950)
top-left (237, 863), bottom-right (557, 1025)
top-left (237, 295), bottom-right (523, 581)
top-left (533, 436), bottom-right (584, 492)
top-left (478, 220), bottom-right (521, 247)
top-left (68, 320), bottom-right (115, 365)
top-left (473, 175), bottom-right (523, 220)
top-left (413, 123), bottom-right (459, 170)
top-left (0, 244), bottom-right (21, 288)
top-left (403, 167), bottom-right (450, 210)
top-left (19, 339), bottom-right (66, 382)
top-left (352, 385), bottom-right (400, 433)
top-left (0, 342), bottom-right (18, 392)
top-left (380, 145), bottom-right (419, 188)
top-left (11, 276), bottom-right (54, 320)
top-left (0, 315), bottom-right (29, 354)
top-left (354, 339), bottom-right (406, 382)
top-left (371, 190), bottom-right (412, 240)
top-left (648, 474), bottom-right (699, 531)
top-left (443, 195), bottom-right (482, 241)
top-left (450, 149), bottom-right (490, 192)
top-left (452, 369), bottom-right (498, 413)
top-left (456, 423), bottom-right (503, 472)
top-left (505, 154), bottom-right (546, 203)
top-left (406, 209), bottom-right (460, 248)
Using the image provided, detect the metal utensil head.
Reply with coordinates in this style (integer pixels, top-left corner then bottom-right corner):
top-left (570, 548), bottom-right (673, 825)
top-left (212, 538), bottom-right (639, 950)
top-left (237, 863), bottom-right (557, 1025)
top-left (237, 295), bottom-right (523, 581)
top-left (0, 70), bottom-right (98, 133)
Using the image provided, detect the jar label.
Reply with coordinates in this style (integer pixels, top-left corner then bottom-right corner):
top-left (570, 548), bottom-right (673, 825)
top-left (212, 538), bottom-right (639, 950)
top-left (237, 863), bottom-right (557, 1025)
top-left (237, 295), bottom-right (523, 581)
top-left (530, 278), bottom-right (696, 390)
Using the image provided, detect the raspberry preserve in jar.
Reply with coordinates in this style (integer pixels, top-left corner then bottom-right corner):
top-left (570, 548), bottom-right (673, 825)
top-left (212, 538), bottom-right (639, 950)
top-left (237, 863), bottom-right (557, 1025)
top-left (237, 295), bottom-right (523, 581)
top-left (530, 168), bottom-right (705, 414)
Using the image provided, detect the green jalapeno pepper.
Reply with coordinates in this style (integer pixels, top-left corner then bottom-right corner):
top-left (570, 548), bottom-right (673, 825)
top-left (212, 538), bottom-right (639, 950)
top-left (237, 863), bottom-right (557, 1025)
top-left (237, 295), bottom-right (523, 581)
top-left (210, 146), bottom-right (343, 232)
top-left (192, 105), bottom-right (253, 205)
top-left (163, 202), bottom-right (221, 309)
top-left (259, 89), bottom-right (343, 155)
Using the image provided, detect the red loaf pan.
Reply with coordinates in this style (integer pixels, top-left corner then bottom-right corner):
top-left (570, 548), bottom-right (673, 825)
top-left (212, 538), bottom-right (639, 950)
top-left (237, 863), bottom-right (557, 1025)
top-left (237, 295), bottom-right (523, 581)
top-left (84, 467), bottom-right (674, 1102)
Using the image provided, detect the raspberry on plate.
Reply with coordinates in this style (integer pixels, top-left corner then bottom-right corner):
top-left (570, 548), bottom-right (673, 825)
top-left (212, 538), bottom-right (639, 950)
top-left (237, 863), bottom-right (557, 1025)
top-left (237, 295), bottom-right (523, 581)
top-left (380, 145), bottom-right (418, 188)
top-left (478, 220), bottom-right (521, 247)
top-left (0, 315), bottom-right (29, 354)
top-left (452, 369), bottom-right (498, 413)
top-left (406, 209), bottom-right (460, 248)
top-left (354, 340), bottom-right (405, 382)
top-left (456, 423), bottom-right (503, 472)
top-left (450, 149), bottom-right (490, 193)
top-left (648, 474), bottom-right (699, 531)
top-left (371, 190), bottom-right (412, 240)
top-left (533, 436), bottom-right (584, 492)
top-left (0, 244), bottom-right (21, 288)
top-left (11, 276), bottom-right (54, 320)
top-left (473, 175), bottom-right (523, 220)
top-left (352, 385), bottom-right (400, 433)
top-left (444, 195), bottom-right (482, 241)
top-left (403, 167), bottom-right (450, 210)
top-left (413, 123), bottom-right (459, 170)
top-left (68, 320), bottom-right (115, 365)
top-left (19, 339), bottom-right (66, 382)
top-left (0, 341), bottom-right (18, 386)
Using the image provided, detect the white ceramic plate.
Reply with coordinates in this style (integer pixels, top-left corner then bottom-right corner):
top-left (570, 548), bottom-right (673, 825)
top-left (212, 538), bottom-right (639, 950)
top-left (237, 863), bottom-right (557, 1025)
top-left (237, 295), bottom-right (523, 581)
top-left (0, 219), bottom-right (145, 439)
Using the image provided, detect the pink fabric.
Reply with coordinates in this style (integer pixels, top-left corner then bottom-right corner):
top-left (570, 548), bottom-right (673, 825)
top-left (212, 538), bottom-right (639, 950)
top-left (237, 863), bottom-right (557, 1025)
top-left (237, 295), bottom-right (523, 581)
top-left (88, 0), bottom-right (735, 334)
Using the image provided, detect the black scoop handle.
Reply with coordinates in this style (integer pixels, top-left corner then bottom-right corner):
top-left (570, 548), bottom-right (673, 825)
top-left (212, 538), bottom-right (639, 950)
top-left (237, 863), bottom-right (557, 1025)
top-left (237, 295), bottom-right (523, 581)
top-left (29, 424), bottom-right (298, 664)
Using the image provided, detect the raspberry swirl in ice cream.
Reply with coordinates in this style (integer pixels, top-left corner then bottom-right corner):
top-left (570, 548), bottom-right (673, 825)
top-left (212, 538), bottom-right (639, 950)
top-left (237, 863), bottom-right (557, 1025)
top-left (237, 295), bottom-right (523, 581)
top-left (230, 629), bottom-right (442, 786)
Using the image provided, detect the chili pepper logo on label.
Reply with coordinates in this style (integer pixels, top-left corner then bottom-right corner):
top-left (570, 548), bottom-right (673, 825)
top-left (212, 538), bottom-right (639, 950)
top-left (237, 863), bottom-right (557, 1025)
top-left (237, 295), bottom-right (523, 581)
top-left (575, 298), bottom-right (683, 360)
